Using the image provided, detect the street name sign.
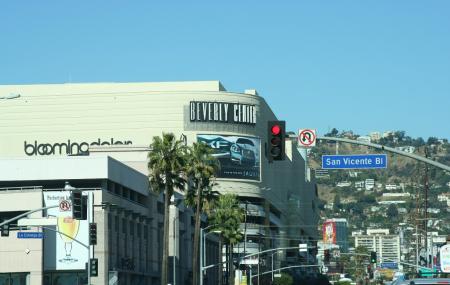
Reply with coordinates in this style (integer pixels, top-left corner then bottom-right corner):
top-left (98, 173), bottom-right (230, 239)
top-left (322, 154), bottom-right (387, 169)
top-left (18, 218), bottom-right (57, 226)
top-left (17, 232), bottom-right (44, 239)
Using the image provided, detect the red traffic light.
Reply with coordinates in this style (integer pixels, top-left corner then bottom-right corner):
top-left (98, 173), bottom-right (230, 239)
top-left (271, 125), bottom-right (281, 135)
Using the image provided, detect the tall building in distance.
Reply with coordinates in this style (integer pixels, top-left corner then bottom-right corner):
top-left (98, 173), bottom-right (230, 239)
top-left (354, 229), bottom-right (401, 264)
top-left (322, 218), bottom-right (349, 252)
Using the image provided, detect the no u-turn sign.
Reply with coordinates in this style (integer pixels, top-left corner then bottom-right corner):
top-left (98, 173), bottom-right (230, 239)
top-left (298, 129), bottom-right (317, 147)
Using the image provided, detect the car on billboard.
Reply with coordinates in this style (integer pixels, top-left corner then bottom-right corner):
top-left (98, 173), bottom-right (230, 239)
top-left (197, 134), bottom-right (260, 181)
top-left (230, 138), bottom-right (256, 166)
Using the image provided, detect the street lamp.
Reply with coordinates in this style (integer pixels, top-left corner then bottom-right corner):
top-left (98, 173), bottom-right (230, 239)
top-left (271, 250), bottom-right (283, 282)
top-left (200, 225), bottom-right (221, 285)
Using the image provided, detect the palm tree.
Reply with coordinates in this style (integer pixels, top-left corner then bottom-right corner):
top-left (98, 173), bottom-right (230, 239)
top-left (209, 194), bottom-right (244, 285)
top-left (148, 133), bottom-right (187, 285)
top-left (185, 142), bottom-right (219, 285)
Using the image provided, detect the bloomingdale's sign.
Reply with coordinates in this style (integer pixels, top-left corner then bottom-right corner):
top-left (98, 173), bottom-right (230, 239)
top-left (24, 138), bottom-right (133, 156)
top-left (190, 101), bottom-right (256, 125)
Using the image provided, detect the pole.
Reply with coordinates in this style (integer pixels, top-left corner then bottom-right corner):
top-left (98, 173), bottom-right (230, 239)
top-left (416, 224), bottom-right (419, 274)
top-left (87, 191), bottom-right (94, 285)
top-left (0, 205), bottom-right (59, 228)
top-left (200, 228), bottom-right (204, 285)
top-left (173, 215), bottom-right (176, 285)
top-left (271, 253), bottom-right (274, 282)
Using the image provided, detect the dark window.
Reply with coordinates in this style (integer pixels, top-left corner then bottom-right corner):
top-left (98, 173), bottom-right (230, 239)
top-left (137, 223), bottom-right (142, 237)
top-left (108, 213), bottom-right (112, 230)
top-left (130, 221), bottom-right (134, 236)
top-left (122, 218), bottom-right (127, 234)
top-left (115, 216), bottom-right (119, 232)
top-left (144, 225), bottom-right (148, 239)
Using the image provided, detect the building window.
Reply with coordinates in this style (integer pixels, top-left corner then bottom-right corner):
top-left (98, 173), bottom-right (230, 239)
top-left (0, 273), bottom-right (28, 285)
top-left (115, 216), bottom-right (119, 232)
top-left (144, 225), bottom-right (148, 239)
top-left (130, 221), bottom-right (134, 236)
top-left (137, 223), bottom-right (142, 237)
top-left (122, 218), bottom-right (127, 234)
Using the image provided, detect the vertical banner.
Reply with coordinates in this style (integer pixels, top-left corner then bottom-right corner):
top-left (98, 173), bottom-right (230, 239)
top-left (323, 221), bottom-right (337, 245)
top-left (43, 191), bottom-right (89, 270)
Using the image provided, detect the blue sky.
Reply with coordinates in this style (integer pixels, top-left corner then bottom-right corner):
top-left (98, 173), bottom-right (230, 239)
top-left (1, 1), bottom-right (449, 139)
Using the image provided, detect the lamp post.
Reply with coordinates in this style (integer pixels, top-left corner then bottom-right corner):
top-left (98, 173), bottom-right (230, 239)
top-left (200, 226), bottom-right (221, 285)
top-left (271, 250), bottom-right (282, 282)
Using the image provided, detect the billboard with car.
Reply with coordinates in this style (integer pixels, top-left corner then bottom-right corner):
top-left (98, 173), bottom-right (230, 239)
top-left (197, 134), bottom-right (260, 181)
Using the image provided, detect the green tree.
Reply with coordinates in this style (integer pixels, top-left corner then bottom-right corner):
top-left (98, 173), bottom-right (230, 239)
top-left (387, 204), bottom-right (399, 220)
top-left (185, 142), bottom-right (219, 285)
top-left (209, 194), bottom-right (244, 285)
top-left (147, 133), bottom-right (187, 285)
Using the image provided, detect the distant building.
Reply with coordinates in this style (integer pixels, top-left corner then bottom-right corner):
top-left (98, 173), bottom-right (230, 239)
top-left (356, 136), bottom-right (371, 143)
top-left (385, 184), bottom-right (399, 190)
top-left (336, 181), bottom-right (351, 187)
top-left (355, 229), bottom-right (401, 263)
top-left (369, 132), bottom-right (381, 142)
top-left (365, 179), bottom-right (375, 191)
top-left (395, 146), bottom-right (416, 154)
top-left (383, 131), bottom-right (395, 138)
top-left (323, 218), bottom-right (349, 252)
top-left (315, 169), bottom-right (330, 178)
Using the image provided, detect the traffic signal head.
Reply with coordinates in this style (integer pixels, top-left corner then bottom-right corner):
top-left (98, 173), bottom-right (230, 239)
top-left (1, 224), bottom-right (9, 237)
top-left (370, 251), bottom-right (377, 263)
top-left (71, 191), bottom-right (83, 220)
top-left (89, 223), bottom-right (97, 245)
top-left (90, 258), bottom-right (98, 276)
top-left (324, 249), bottom-right (330, 262)
top-left (268, 121), bottom-right (286, 162)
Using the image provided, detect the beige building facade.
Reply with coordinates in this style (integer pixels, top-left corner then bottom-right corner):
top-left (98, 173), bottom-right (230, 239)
top-left (0, 81), bottom-right (319, 285)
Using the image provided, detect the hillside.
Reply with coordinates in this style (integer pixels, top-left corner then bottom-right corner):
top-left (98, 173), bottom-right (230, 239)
top-left (308, 130), bottom-right (450, 239)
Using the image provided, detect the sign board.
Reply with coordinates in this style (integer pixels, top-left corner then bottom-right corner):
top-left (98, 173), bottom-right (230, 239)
top-left (333, 250), bottom-right (340, 258)
top-left (274, 273), bottom-right (282, 278)
top-left (380, 262), bottom-right (398, 269)
top-left (299, 243), bottom-right (308, 252)
top-left (17, 232), bottom-right (44, 239)
top-left (241, 258), bottom-right (259, 265)
top-left (197, 134), bottom-right (261, 181)
top-left (322, 154), bottom-right (387, 169)
top-left (298, 129), bottom-right (316, 147)
top-left (43, 191), bottom-right (89, 271)
top-left (440, 244), bottom-right (450, 273)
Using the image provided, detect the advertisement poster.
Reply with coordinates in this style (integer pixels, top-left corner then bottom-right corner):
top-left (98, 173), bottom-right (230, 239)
top-left (323, 221), bottom-right (336, 245)
top-left (197, 134), bottom-right (260, 181)
top-left (441, 244), bottom-right (450, 273)
top-left (43, 191), bottom-right (89, 270)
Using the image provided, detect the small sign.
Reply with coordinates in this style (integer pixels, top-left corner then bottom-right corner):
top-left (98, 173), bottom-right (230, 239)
top-left (17, 232), bottom-right (44, 239)
top-left (298, 129), bottom-right (317, 147)
top-left (333, 250), bottom-right (340, 258)
top-left (299, 243), bottom-right (308, 252)
top-left (322, 154), bottom-right (387, 169)
top-left (274, 273), bottom-right (282, 278)
top-left (59, 200), bottom-right (71, 212)
top-left (380, 262), bottom-right (398, 269)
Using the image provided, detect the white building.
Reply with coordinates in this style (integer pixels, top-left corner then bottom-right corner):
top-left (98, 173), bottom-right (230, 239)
top-left (365, 179), bottom-right (375, 191)
top-left (0, 81), bottom-right (320, 285)
top-left (355, 229), bottom-right (401, 264)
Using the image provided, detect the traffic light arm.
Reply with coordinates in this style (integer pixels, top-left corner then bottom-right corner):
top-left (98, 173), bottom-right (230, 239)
top-left (39, 226), bottom-right (89, 249)
top-left (0, 205), bottom-right (59, 228)
top-left (317, 136), bottom-right (450, 172)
